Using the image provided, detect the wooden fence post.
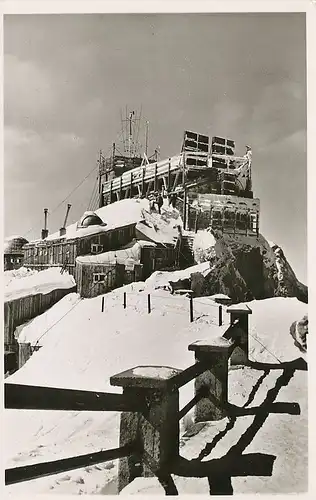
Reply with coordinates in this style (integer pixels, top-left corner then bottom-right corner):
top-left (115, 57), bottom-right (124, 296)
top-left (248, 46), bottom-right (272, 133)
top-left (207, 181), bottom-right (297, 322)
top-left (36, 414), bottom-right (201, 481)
top-left (147, 294), bottom-right (151, 314)
top-left (110, 365), bottom-right (181, 493)
top-left (18, 342), bottom-right (32, 369)
top-left (226, 304), bottom-right (252, 366)
top-left (101, 296), bottom-right (105, 312)
top-left (218, 305), bottom-right (223, 326)
top-left (189, 294), bottom-right (194, 323)
top-left (188, 337), bottom-right (234, 422)
top-left (123, 292), bottom-right (126, 309)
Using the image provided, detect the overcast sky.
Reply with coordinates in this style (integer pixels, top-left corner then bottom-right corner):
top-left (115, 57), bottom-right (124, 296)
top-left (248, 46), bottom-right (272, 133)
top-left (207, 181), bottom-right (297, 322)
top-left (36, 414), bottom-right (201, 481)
top-left (4, 13), bottom-right (307, 282)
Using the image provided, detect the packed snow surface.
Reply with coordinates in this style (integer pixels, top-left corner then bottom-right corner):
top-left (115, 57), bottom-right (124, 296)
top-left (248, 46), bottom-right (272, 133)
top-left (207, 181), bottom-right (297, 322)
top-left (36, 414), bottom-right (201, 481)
top-left (5, 282), bottom-right (307, 495)
top-left (132, 366), bottom-right (180, 379)
top-left (4, 267), bottom-right (76, 302)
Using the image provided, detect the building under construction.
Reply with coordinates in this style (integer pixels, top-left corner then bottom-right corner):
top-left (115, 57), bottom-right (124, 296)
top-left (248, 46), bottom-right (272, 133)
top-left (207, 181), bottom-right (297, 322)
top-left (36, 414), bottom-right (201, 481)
top-left (98, 113), bottom-right (260, 236)
top-left (22, 111), bottom-right (260, 278)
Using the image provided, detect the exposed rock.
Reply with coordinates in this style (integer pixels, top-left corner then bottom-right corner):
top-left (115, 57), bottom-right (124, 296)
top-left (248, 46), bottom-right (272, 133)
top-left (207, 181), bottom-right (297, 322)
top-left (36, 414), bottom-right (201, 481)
top-left (290, 315), bottom-right (308, 353)
top-left (189, 229), bottom-right (307, 304)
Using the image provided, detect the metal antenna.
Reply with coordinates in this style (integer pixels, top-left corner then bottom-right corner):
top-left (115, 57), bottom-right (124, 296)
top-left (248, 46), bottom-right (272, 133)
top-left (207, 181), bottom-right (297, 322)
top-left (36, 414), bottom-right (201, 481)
top-left (145, 120), bottom-right (149, 157)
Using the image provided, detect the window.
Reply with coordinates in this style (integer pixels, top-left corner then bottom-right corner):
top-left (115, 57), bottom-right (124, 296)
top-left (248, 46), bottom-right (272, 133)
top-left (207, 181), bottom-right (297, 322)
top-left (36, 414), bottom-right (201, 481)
top-left (93, 273), bottom-right (106, 283)
top-left (91, 244), bottom-right (103, 254)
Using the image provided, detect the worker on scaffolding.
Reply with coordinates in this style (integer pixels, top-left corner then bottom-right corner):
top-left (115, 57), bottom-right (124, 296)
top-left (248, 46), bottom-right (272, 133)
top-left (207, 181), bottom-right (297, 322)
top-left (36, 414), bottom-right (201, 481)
top-left (156, 192), bottom-right (163, 214)
top-left (168, 192), bottom-right (177, 209)
top-left (244, 145), bottom-right (252, 162)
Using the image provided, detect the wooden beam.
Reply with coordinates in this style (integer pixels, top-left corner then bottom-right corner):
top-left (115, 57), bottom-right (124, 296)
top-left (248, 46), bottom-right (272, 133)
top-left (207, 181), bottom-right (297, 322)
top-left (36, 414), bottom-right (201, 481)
top-left (168, 158), bottom-right (171, 189)
top-left (154, 164), bottom-right (158, 192)
top-left (5, 444), bottom-right (135, 485)
top-left (172, 171), bottom-right (180, 191)
top-left (146, 180), bottom-right (152, 197)
top-left (130, 172), bottom-right (133, 198)
top-left (109, 180), bottom-right (113, 203)
top-left (166, 361), bottom-right (207, 390)
top-left (4, 383), bottom-right (144, 412)
top-left (142, 167), bottom-right (145, 195)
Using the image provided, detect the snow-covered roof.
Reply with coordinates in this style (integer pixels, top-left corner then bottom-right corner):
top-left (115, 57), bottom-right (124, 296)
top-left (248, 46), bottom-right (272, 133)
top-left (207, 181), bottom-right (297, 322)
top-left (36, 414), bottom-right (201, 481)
top-left (76, 239), bottom-right (157, 266)
top-left (29, 199), bottom-right (150, 244)
top-left (76, 243), bottom-right (139, 266)
top-left (144, 262), bottom-right (212, 290)
top-left (27, 198), bottom-right (181, 246)
top-left (4, 235), bottom-right (28, 254)
top-left (4, 267), bottom-right (76, 302)
top-left (209, 293), bottom-right (231, 300)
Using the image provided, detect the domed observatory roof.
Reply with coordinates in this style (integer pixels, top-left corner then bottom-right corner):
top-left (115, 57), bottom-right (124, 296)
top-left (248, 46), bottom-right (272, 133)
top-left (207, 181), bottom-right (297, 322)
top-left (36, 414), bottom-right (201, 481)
top-left (4, 236), bottom-right (29, 254)
top-left (76, 211), bottom-right (106, 230)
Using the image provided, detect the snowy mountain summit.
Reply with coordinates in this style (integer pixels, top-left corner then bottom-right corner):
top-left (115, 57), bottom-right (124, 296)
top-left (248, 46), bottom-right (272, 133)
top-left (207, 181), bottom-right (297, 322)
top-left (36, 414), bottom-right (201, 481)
top-left (189, 229), bottom-right (307, 304)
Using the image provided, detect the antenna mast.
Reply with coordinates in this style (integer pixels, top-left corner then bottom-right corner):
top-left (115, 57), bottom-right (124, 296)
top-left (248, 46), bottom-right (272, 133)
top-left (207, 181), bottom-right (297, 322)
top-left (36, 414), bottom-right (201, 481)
top-left (145, 121), bottom-right (149, 157)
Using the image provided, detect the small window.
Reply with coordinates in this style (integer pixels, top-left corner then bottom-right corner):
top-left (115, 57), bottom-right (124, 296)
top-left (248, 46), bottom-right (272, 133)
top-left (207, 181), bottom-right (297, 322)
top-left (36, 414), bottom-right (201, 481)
top-left (93, 273), bottom-right (105, 283)
top-left (91, 244), bottom-right (103, 254)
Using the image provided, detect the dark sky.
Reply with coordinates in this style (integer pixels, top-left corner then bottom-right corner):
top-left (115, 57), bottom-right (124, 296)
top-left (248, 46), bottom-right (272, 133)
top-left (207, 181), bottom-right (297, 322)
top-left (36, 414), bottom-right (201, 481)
top-left (4, 13), bottom-right (307, 282)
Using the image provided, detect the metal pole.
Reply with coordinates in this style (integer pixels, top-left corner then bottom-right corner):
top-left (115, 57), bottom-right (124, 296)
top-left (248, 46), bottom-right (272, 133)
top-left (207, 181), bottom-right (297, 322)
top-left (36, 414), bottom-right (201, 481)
top-left (147, 294), bottom-right (151, 314)
top-left (44, 208), bottom-right (48, 230)
top-left (101, 296), bottom-right (105, 313)
top-left (123, 292), bottom-right (126, 309)
top-left (145, 121), bottom-right (149, 157)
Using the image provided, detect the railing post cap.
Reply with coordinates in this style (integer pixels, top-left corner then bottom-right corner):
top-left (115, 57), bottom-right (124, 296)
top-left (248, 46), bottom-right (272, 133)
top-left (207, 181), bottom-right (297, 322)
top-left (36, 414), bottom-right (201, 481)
top-left (227, 304), bottom-right (252, 315)
top-left (189, 336), bottom-right (234, 353)
top-left (110, 365), bottom-right (182, 389)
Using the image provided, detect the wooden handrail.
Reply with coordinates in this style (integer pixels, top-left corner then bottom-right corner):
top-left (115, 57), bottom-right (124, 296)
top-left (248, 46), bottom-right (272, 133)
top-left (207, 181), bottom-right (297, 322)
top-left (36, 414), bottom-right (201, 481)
top-left (5, 443), bottom-right (136, 485)
top-left (5, 383), bottom-right (145, 412)
top-left (4, 309), bottom-right (254, 491)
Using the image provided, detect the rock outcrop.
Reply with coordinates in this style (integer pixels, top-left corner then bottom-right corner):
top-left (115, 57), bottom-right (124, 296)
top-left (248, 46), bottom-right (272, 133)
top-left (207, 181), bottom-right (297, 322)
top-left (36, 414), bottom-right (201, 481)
top-left (188, 229), bottom-right (307, 304)
top-left (290, 315), bottom-right (308, 353)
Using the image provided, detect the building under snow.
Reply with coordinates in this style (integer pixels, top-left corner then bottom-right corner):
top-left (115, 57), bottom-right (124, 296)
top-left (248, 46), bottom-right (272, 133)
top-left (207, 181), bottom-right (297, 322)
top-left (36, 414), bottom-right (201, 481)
top-left (22, 199), bottom-right (182, 297)
top-left (4, 236), bottom-right (28, 271)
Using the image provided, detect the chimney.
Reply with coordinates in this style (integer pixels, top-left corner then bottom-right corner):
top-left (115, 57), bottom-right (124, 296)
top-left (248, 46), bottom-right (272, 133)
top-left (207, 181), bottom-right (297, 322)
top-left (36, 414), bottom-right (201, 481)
top-left (59, 203), bottom-right (71, 237)
top-left (41, 208), bottom-right (48, 239)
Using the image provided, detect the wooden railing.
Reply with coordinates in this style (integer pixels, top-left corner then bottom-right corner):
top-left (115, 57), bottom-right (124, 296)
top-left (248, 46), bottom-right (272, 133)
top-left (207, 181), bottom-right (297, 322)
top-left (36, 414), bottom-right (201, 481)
top-left (5, 305), bottom-right (255, 493)
top-left (102, 151), bottom-right (210, 196)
